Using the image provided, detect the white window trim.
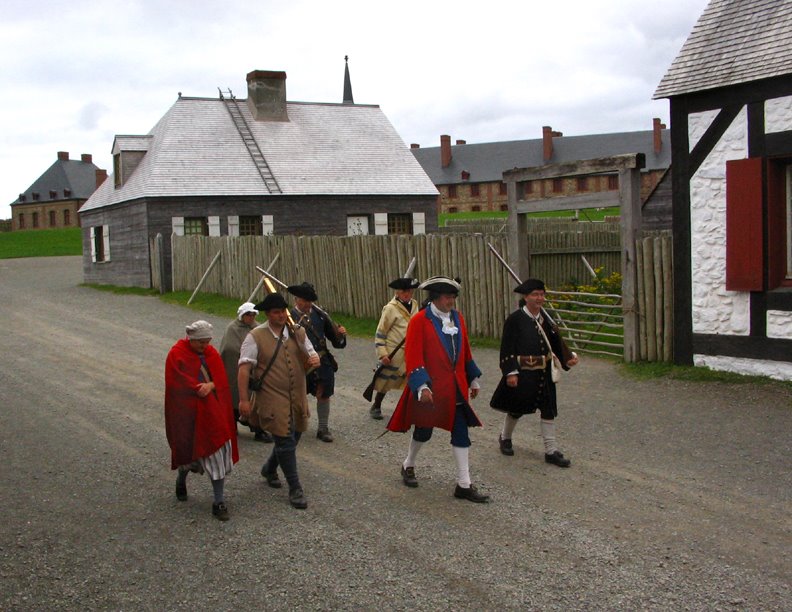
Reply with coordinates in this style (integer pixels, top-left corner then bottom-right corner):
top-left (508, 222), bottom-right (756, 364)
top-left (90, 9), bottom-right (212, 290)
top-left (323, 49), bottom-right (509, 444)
top-left (90, 226), bottom-right (97, 262)
top-left (102, 224), bottom-right (110, 262)
top-left (89, 225), bottom-right (110, 263)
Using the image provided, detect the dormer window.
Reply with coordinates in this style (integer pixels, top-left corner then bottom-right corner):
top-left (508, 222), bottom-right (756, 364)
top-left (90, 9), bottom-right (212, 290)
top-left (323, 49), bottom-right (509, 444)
top-left (113, 154), bottom-right (121, 188)
top-left (64, 188), bottom-right (71, 197)
top-left (49, 190), bottom-right (57, 199)
top-left (18, 194), bottom-right (25, 202)
top-left (32, 192), bottom-right (40, 201)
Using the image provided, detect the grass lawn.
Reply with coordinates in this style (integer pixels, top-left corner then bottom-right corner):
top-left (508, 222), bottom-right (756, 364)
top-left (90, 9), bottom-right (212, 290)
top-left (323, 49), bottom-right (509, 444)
top-left (439, 207), bottom-right (619, 226)
top-left (0, 227), bottom-right (82, 258)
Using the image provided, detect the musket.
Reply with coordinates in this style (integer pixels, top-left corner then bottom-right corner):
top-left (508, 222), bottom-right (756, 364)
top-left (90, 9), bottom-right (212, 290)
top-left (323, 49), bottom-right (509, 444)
top-left (255, 266), bottom-right (343, 337)
top-left (487, 242), bottom-right (556, 326)
top-left (362, 256), bottom-right (416, 401)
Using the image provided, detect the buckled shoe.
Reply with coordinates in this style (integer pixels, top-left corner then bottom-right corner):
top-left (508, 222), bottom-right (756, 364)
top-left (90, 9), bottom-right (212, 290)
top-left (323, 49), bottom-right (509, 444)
top-left (401, 466), bottom-right (418, 488)
top-left (453, 484), bottom-right (490, 503)
top-left (498, 435), bottom-right (514, 456)
top-left (545, 450), bottom-right (571, 468)
top-left (212, 502), bottom-right (230, 521)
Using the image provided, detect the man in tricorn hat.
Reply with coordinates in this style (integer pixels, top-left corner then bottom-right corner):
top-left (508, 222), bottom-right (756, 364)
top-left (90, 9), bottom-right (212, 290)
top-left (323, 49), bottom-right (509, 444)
top-left (386, 276), bottom-right (489, 503)
top-left (238, 293), bottom-right (320, 509)
top-left (287, 282), bottom-right (347, 443)
top-left (490, 278), bottom-right (579, 466)
top-left (368, 275), bottom-right (420, 420)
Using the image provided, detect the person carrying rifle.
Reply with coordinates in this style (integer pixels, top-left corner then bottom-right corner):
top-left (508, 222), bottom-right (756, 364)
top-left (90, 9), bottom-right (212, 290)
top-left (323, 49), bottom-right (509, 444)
top-left (288, 282), bottom-right (347, 443)
top-left (490, 278), bottom-right (579, 466)
top-left (367, 275), bottom-right (420, 420)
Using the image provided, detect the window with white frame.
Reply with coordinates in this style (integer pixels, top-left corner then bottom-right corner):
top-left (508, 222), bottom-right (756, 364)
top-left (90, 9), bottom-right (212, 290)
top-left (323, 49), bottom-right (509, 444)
top-left (90, 225), bottom-right (110, 263)
top-left (184, 217), bottom-right (209, 236)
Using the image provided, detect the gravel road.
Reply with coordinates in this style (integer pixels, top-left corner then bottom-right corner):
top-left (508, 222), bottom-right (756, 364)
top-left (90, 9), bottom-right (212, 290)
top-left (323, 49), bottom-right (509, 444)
top-left (1, 256), bottom-right (790, 611)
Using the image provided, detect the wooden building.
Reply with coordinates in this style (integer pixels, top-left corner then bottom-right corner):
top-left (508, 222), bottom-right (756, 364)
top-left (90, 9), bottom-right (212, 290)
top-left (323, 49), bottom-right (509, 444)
top-left (79, 67), bottom-right (438, 290)
top-left (10, 152), bottom-right (104, 231)
top-left (654, 0), bottom-right (792, 380)
top-left (411, 122), bottom-right (672, 229)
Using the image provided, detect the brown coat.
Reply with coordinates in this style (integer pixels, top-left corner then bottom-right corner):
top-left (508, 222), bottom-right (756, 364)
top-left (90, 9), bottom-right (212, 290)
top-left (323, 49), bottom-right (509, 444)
top-left (249, 324), bottom-right (311, 437)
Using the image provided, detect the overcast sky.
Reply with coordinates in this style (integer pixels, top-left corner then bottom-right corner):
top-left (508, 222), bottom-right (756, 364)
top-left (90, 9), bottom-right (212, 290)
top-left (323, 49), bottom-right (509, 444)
top-left (0, 0), bottom-right (709, 220)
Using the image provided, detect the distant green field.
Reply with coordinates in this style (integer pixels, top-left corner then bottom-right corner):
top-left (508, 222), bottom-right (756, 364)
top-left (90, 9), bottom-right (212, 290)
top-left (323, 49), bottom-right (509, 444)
top-left (439, 207), bottom-right (619, 226)
top-left (0, 227), bottom-right (82, 259)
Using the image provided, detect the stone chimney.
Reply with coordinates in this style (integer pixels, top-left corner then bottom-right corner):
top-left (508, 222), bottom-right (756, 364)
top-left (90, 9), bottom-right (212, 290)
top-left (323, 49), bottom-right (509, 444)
top-left (440, 135), bottom-right (452, 168)
top-left (246, 70), bottom-right (288, 122)
top-left (96, 169), bottom-right (108, 189)
top-left (653, 117), bottom-right (666, 154)
top-left (542, 126), bottom-right (562, 162)
top-left (81, 153), bottom-right (93, 163)
top-left (57, 151), bottom-right (69, 161)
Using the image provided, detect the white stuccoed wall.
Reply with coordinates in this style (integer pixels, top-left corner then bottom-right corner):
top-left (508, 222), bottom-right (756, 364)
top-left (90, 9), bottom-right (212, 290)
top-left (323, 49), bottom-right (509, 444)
top-left (689, 97), bottom-right (792, 381)
top-left (767, 310), bottom-right (792, 339)
top-left (689, 107), bottom-right (750, 335)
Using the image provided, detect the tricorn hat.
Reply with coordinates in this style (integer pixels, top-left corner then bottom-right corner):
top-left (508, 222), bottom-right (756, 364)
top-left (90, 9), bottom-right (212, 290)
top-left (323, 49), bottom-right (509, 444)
top-left (287, 282), bottom-right (318, 302)
top-left (388, 277), bottom-right (420, 290)
top-left (514, 278), bottom-right (546, 294)
top-left (255, 292), bottom-right (289, 311)
top-left (418, 275), bottom-right (461, 295)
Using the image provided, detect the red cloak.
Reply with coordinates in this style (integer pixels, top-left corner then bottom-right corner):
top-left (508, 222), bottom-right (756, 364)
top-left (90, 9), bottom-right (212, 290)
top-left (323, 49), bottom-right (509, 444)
top-left (387, 308), bottom-right (482, 433)
top-left (164, 338), bottom-right (239, 469)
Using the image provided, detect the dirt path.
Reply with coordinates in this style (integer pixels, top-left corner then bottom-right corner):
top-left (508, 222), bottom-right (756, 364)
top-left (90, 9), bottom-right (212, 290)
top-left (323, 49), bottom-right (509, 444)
top-left (1, 256), bottom-right (790, 610)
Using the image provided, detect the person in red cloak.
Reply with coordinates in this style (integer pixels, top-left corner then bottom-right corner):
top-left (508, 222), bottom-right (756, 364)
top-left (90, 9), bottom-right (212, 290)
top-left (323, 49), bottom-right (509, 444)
top-left (386, 276), bottom-right (489, 503)
top-left (165, 320), bottom-right (239, 521)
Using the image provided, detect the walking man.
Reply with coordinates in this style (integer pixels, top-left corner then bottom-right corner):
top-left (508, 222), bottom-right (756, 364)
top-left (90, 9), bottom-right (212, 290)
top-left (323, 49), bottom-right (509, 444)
top-left (288, 282), bottom-right (347, 442)
top-left (238, 293), bottom-right (320, 509)
top-left (387, 276), bottom-right (489, 503)
top-left (368, 275), bottom-right (419, 420)
top-left (490, 278), bottom-right (579, 466)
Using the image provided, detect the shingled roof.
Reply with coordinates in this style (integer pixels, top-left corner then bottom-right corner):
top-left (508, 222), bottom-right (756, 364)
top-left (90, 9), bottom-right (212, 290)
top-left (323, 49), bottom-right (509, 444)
top-left (411, 129), bottom-right (670, 186)
top-left (81, 96), bottom-right (437, 212)
top-left (654, 0), bottom-right (792, 99)
top-left (11, 154), bottom-right (99, 206)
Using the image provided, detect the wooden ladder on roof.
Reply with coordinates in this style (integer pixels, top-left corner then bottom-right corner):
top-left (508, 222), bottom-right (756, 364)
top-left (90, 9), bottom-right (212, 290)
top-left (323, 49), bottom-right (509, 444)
top-left (222, 96), bottom-right (282, 194)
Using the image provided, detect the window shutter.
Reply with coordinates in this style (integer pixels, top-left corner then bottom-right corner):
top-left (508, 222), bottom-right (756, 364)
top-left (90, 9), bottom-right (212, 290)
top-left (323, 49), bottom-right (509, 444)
top-left (208, 216), bottom-right (220, 237)
top-left (374, 213), bottom-right (388, 236)
top-left (726, 158), bottom-right (764, 291)
top-left (766, 160), bottom-right (786, 289)
top-left (102, 224), bottom-right (110, 262)
top-left (90, 226), bottom-right (97, 262)
top-left (227, 215), bottom-right (240, 237)
top-left (172, 217), bottom-right (185, 236)
top-left (262, 215), bottom-right (274, 236)
top-left (412, 212), bottom-right (426, 235)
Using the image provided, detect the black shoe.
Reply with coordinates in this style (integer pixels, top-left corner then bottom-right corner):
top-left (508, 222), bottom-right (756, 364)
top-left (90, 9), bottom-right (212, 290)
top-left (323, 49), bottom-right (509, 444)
top-left (454, 484), bottom-right (490, 503)
top-left (498, 435), bottom-right (514, 456)
top-left (401, 466), bottom-right (418, 488)
top-left (316, 428), bottom-right (334, 443)
top-left (175, 480), bottom-right (187, 501)
top-left (261, 466), bottom-right (283, 489)
top-left (545, 450), bottom-right (571, 467)
top-left (212, 502), bottom-right (230, 521)
top-left (289, 488), bottom-right (308, 509)
top-left (370, 405), bottom-right (383, 420)
top-left (254, 431), bottom-right (273, 443)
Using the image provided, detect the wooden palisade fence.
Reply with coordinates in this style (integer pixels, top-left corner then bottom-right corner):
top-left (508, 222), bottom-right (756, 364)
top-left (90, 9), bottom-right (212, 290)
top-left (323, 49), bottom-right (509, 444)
top-left (167, 230), bottom-right (672, 361)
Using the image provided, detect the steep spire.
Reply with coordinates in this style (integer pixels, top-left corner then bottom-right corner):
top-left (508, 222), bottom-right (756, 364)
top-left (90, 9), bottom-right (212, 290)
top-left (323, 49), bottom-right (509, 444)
top-left (343, 55), bottom-right (354, 104)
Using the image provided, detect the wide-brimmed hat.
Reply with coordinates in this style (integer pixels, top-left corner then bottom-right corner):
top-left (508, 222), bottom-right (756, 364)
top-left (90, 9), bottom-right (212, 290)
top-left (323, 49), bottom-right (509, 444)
top-left (513, 278), bottom-right (546, 294)
top-left (418, 276), bottom-right (461, 295)
top-left (236, 301), bottom-right (259, 320)
top-left (185, 320), bottom-right (213, 339)
top-left (287, 282), bottom-right (318, 302)
top-left (255, 293), bottom-right (289, 311)
top-left (388, 277), bottom-right (420, 290)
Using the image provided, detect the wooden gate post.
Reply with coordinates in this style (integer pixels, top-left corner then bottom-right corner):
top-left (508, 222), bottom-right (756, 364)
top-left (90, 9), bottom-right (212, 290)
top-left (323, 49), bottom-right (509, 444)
top-left (619, 162), bottom-right (643, 363)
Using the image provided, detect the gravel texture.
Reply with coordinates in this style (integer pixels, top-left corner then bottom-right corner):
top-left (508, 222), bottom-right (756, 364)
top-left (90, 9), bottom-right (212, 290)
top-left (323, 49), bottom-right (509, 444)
top-left (1, 256), bottom-right (790, 611)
